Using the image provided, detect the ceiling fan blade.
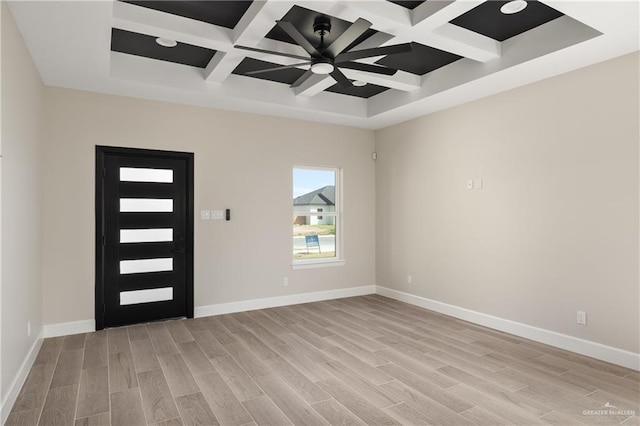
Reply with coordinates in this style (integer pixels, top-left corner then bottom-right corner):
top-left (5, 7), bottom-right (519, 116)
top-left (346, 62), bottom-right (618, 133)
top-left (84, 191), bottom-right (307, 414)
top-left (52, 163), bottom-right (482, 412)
top-left (336, 43), bottom-right (413, 62)
top-left (234, 45), bottom-right (309, 61)
top-left (338, 62), bottom-right (397, 76)
top-left (291, 69), bottom-right (315, 88)
top-left (325, 18), bottom-right (372, 57)
top-left (276, 20), bottom-right (321, 56)
top-left (245, 62), bottom-right (311, 75)
top-left (330, 68), bottom-right (352, 88)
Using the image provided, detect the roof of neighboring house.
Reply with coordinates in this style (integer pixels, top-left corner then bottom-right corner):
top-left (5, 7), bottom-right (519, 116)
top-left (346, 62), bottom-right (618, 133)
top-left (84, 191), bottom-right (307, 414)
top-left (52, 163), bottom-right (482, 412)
top-left (294, 186), bottom-right (335, 206)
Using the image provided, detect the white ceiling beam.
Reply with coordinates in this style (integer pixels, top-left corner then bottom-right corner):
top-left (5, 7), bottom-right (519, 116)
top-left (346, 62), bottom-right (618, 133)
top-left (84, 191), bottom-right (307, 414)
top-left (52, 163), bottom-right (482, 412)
top-left (409, 0), bottom-right (501, 62)
top-left (205, 1), bottom-right (295, 82)
top-left (232, 0), bottom-right (267, 44)
top-left (410, 1), bottom-right (456, 26)
top-left (203, 51), bottom-right (244, 82)
top-left (340, 1), bottom-right (412, 28)
top-left (428, 24), bottom-right (501, 62)
top-left (204, 51), bottom-right (226, 82)
top-left (232, 1), bottom-right (293, 45)
top-left (411, 0), bottom-right (481, 28)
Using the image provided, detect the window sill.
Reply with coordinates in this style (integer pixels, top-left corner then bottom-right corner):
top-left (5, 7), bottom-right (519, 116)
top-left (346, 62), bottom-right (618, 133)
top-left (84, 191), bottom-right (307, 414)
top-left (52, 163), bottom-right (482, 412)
top-left (291, 259), bottom-right (346, 270)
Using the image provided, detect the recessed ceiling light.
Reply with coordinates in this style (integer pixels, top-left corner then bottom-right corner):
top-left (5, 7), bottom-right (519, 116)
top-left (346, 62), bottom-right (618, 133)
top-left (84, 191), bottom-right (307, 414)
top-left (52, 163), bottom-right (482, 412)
top-left (353, 80), bottom-right (367, 87)
top-left (500, 0), bottom-right (528, 14)
top-left (155, 37), bottom-right (177, 48)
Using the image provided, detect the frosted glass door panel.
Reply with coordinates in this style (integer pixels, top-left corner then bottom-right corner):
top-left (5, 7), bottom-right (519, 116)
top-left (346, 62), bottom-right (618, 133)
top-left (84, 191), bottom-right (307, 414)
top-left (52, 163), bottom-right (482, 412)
top-left (120, 258), bottom-right (173, 274)
top-left (120, 198), bottom-right (173, 212)
top-left (120, 167), bottom-right (173, 183)
top-left (120, 287), bottom-right (173, 305)
top-left (120, 228), bottom-right (173, 243)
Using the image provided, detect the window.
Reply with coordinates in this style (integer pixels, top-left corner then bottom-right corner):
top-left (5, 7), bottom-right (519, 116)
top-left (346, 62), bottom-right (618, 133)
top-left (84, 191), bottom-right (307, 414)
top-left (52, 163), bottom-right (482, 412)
top-left (293, 166), bottom-right (342, 268)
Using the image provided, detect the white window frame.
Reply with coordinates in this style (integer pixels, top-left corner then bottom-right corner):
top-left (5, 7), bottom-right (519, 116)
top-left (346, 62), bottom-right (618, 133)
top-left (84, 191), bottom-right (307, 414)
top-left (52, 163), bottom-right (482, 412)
top-left (292, 165), bottom-right (344, 269)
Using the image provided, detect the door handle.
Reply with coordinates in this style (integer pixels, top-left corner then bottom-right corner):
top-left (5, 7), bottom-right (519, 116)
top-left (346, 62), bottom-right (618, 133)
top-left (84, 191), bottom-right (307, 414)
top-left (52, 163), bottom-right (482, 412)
top-left (172, 233), bottom-right (185, 254)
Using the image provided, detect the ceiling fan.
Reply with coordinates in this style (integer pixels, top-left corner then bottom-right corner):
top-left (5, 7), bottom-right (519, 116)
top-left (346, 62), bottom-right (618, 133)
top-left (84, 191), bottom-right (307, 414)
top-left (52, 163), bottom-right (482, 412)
top-left (234, 16), bottom-right (412, 88)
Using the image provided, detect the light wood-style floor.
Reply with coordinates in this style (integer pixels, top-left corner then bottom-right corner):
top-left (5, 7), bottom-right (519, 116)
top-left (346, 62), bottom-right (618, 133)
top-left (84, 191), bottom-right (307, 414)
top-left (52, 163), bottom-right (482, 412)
top-left (6, 295), bottom-right (640, 426)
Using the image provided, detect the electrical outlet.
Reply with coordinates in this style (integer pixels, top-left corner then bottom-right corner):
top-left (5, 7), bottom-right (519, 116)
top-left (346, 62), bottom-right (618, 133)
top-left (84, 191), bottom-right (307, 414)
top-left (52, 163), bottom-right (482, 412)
top-left (577, 310), bottom-right (587, 325)
top-left (283, 277), bottom-right (289, 287)
top-left (474, 178), bottom-right (483, 189)
top-left (407, 275), bottom-right (412, 284)
top-left (200, 210), bottom-right (210, 220)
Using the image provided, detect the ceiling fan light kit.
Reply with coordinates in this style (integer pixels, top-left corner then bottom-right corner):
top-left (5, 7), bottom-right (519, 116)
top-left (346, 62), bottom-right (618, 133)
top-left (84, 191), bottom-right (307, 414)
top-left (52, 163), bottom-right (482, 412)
top-left (235, 15), bottom-right (412, 88)
top-left (311, 57), bottom-right (334, 74)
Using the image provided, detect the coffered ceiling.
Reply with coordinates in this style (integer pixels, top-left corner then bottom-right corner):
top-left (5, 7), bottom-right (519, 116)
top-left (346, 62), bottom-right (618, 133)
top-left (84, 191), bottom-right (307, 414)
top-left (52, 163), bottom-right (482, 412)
top-left (7, 1), bottom-right (639, 129)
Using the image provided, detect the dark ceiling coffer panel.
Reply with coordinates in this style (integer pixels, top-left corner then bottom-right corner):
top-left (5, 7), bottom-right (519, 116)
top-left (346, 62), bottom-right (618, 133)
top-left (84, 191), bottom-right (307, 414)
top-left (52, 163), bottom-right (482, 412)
top-left (111, 28), bottom-right (216, 69)
top-left (376, 42), bottom-right (462, 76)
top-left (450, 0), bottom-right (564, 42)
top-left (119, 0), bottom-right (254, 29)
top-left (325, 81), bottom-right (389, 99)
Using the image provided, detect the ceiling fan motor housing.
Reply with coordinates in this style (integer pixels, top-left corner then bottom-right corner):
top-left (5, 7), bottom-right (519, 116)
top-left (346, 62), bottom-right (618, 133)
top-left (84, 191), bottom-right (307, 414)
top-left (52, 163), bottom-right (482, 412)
top-left (313, 16), bottom-right (332, 38)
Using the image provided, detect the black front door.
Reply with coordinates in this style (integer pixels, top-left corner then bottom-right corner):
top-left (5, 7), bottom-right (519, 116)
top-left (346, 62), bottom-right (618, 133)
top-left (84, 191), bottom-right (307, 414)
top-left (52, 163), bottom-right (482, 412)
top-left (96, 146), bottom-right (194, 329)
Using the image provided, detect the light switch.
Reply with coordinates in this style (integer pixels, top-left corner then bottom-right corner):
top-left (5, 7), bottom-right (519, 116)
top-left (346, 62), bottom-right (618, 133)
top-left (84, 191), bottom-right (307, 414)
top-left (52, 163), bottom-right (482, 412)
top-left (466, 179), bottom-right (473, 190)
top-left (200, 210), bottom-right (210, 220)
top-left (211, 210), bottom-right (224, 220)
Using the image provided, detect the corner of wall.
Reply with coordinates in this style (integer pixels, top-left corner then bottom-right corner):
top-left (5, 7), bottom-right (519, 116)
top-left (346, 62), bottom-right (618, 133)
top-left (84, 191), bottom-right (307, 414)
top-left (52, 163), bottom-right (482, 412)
top-left (0, 330), bottom-right (43, 424)
top-left (376, 286), bottom-right (639, 371)
top-left (1, 1), bottom-right (46, 415)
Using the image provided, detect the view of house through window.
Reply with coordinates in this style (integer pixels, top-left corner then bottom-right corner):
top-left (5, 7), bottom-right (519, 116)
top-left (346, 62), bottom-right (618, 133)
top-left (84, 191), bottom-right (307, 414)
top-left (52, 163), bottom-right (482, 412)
top-left (293, 167), bottom-right (339, 261)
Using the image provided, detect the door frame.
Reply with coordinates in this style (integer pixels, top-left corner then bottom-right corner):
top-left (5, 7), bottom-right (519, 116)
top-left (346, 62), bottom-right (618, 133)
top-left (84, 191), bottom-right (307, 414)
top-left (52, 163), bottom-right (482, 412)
top-left (95, 145), bottom-right (194, 330)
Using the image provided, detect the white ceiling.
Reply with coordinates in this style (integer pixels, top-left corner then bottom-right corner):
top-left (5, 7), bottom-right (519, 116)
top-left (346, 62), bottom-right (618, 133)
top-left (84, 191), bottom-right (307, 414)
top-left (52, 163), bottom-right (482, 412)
top-left (8, 1), bottom-right (640, 130)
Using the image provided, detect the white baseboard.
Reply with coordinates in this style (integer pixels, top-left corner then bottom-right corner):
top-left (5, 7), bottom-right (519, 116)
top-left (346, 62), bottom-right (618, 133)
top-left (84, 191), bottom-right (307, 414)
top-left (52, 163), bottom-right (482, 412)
top-left (38, 284), bottom-right (637, 371)
top-left (1, 330), bottom-right (44, 424)
top-left (375, 285), bottom-right (640, 371)
top-left (40, 286), bottom-right (376, 337)
top-left (195, 285), bottom-right (375, 318)
top-left (43, 319), bottom-right (95, 338)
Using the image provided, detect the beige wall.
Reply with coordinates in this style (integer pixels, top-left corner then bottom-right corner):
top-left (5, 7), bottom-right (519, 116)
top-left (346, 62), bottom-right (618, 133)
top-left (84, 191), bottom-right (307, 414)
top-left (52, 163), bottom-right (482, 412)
top-left (376, 52), bottom-right (640, 353)
top-left (42, 88), bottom-right (376, 325)
top-left (1, 2), bottom-right (44, 404)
